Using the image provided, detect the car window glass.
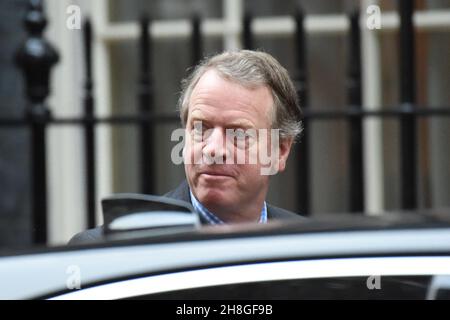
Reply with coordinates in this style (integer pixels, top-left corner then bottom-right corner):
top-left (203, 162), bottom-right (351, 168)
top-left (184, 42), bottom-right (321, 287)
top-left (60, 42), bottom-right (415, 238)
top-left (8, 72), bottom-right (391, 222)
top-left (124, 276), bottom-right (432, 300)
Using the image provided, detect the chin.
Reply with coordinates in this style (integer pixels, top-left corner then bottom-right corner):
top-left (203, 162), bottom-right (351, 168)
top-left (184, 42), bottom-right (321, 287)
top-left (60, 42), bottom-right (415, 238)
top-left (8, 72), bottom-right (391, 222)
top-left (196, 187), bottom-right (233, 208)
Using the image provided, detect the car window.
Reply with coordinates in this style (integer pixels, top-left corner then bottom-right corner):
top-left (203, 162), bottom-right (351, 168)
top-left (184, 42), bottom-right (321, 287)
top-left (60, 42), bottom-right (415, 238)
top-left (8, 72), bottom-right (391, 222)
top-left (125, 276), bottom-right (432, 300)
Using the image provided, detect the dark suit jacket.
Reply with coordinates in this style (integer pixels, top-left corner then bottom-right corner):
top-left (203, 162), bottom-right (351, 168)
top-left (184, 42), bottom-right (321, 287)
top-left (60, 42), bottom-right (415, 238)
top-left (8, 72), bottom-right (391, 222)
top-left (69, 180), bottom-right (303, 245)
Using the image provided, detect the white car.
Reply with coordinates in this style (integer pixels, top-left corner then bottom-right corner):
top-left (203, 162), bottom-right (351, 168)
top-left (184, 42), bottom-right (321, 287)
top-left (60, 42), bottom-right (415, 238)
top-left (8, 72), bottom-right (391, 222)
top-left (1, 204), bottom-right (450, 300)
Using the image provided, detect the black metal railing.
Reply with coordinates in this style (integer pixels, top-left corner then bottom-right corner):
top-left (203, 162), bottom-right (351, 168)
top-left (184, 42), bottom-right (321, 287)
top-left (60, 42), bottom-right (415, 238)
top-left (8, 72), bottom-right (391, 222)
top-left (82, 19), bottom-right (97, 229)
top-left (399, 0), bottom-right (418, 210)
top-left (295, 8), bottom-right (310, 216)
top-left (14, 0), bottom-right (58, 244)
top-left (4, 0), bottom-right (450, 245)
top-left (138, 15), bottom-right (155, 197)
top-left (347, 11), bottom-right (364, 213)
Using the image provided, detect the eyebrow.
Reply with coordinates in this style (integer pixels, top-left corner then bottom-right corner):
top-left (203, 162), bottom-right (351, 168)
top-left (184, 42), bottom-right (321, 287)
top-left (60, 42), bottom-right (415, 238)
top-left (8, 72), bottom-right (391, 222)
top-left (225, 121), bottom-right (254, 129)
top-left (188, 115), bottom-right (255, 129)
top-left (188, 116), bottom-right (211, 127)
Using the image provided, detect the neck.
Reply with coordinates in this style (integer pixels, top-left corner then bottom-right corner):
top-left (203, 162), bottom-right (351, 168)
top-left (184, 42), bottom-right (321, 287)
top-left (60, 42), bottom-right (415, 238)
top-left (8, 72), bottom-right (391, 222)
top-left (204, 195), bottom-right (266, 224)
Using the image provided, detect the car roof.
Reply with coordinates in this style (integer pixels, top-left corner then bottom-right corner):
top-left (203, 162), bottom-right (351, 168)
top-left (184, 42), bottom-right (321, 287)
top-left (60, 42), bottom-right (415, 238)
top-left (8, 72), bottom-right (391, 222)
top-left (70, 206), bottom-right (450, 248)
top-left (2, 207), bottom-right (450, 257)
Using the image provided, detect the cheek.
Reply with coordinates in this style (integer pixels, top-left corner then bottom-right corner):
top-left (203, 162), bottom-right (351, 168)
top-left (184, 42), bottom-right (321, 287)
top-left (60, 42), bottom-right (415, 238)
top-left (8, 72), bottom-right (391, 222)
top-left (238, 164), bottom-right (265, 184)
top-left (250, 143), bottom-right (261, 159)
top-left (182, 144), bottom-right (189, 165)
top-left (184, 163), bottom-right (195, 182)
top-left (183, 135), bottom-right (202, 163)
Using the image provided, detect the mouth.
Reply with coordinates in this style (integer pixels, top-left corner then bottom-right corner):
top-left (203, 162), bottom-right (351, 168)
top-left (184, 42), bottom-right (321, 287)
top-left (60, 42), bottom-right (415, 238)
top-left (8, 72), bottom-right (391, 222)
top-left (199, 170), bottom-right (234, 179)
top-left (201, 172), bottom-right (232, 177)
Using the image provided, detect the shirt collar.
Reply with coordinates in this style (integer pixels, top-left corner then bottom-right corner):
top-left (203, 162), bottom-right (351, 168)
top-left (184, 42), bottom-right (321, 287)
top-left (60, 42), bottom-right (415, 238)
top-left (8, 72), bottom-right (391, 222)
top-left (189, 191), bottom-right (267, 225)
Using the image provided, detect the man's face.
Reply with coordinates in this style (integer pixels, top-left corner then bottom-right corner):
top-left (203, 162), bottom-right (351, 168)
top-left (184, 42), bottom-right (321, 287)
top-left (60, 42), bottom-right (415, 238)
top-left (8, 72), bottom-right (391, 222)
top-left (183, 69), bottom-right (292, 220)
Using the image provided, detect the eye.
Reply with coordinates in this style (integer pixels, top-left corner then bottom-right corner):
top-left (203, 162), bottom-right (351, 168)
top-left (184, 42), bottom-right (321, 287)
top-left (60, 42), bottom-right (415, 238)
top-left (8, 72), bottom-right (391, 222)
top-left (229, 128), bottom-right (257, 148)
top-left (190, 122), bottom-right (204, 141)
top-left (234, 129), bottom-right (247, 140)
top-left (192, 122), bottom-right (202, 133)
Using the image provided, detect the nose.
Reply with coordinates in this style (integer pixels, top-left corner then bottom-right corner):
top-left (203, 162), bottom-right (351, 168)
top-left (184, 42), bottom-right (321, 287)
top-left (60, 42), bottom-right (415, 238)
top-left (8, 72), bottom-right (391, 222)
top-left (202, 127), bottom-right (227, 164)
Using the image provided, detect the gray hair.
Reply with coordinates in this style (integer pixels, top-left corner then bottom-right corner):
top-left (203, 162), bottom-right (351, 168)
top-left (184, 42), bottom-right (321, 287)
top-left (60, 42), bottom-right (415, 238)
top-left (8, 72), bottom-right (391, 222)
top-left (178, 50), bottom-right (303, 140)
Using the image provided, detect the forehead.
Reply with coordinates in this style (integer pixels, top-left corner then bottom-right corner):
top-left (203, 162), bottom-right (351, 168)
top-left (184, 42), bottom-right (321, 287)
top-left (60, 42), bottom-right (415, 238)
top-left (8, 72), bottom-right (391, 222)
top-left (187, 69), bottom-right (273, 127)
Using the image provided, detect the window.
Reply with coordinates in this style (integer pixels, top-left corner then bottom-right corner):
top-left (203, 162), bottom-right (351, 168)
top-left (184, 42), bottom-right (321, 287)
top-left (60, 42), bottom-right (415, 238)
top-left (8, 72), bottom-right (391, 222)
top-left (132, 276), bottom-right (431, 300)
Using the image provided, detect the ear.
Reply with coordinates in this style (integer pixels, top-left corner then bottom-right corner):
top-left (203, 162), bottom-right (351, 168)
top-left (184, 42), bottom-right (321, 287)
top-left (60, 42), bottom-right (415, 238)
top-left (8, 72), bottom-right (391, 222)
top-left (277, 137), bottom-right (294, 173)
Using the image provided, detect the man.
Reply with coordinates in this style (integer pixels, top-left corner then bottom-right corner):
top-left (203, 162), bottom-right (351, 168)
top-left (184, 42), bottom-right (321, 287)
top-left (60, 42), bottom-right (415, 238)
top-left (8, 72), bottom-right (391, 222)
top-left (70, 50), bottom-right (303, 244)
